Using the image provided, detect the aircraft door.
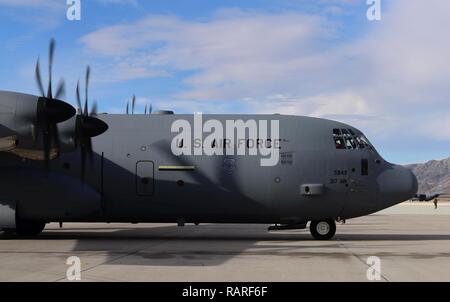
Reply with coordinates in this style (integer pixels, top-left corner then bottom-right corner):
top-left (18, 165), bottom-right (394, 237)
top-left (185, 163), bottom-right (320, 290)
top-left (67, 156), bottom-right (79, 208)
top-left (136, 161), bottom-right (155, 196)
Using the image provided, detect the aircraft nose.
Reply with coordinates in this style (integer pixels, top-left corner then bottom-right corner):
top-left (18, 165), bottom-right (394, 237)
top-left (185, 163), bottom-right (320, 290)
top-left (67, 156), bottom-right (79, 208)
top-left (377, 165), bottom-right (418, 204)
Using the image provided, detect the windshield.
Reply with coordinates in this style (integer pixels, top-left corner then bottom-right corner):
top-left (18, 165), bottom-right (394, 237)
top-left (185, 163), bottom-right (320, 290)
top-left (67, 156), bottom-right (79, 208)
top-left (333, 128), bottom-right (371, 150)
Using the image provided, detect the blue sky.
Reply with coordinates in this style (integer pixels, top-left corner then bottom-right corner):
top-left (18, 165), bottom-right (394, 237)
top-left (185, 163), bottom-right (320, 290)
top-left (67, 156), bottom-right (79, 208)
top-left (0, 0), bottom-right (449, 164)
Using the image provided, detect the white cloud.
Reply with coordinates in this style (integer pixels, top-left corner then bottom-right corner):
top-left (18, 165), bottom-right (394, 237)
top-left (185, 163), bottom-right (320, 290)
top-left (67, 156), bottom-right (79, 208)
top-left (246, 91), bottom-right (370, 118)
top-left (79, 1), bottom-right (450, 161)
top-left (419, 115), bottom-right (450, 141)
top-left (80, 11), bottom-right (334, 89)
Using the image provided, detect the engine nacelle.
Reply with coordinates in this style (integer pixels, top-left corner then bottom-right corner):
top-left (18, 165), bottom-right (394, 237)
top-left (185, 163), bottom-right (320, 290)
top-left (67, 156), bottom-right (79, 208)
top-left (0, 168), bottom-right (102, 222)
top-left (0, 90), bottom-right (76, 152)
top-left (0, 91), bottom-right (39, 139)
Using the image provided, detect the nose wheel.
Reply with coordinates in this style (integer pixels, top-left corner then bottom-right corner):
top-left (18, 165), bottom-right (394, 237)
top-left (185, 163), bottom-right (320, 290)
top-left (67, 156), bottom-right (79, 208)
top-left (310, 219), bottom-right (336, 240)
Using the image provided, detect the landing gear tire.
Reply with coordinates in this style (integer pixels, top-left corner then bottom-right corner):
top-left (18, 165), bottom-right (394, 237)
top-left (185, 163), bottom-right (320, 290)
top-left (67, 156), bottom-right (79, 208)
top-left (310, 219), bottom-right (336, 240)
top-left (15, 220), bottom-right (46, 236)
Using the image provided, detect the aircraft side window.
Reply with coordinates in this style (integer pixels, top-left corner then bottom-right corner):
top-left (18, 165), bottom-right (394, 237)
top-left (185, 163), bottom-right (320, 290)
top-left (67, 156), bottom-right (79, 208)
top-left (334, 137), bottom-right (345, 149)
top-left (341, 129), bottom-right (356, 149)
top-left (355, 137), bottom-right (365, 149)
top-left (350, 130), bottom-right (372, 149)
top-left (333, 129), bottom-right (345, 149)
top-left (360, 136), bottom-right (370, 147)
top-left (349, 138), bottom-right (357, 149)
top-left (346, 129), bottom-right (358, 149)
top-left (334, 128), bottom-right (371, 150)
top-left (344, 139), bottom-right (352, 149)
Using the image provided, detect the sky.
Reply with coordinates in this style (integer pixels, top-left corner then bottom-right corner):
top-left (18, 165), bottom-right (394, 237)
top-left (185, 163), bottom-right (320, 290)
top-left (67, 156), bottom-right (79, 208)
top-left (0, 0), bottom-right (449, 164)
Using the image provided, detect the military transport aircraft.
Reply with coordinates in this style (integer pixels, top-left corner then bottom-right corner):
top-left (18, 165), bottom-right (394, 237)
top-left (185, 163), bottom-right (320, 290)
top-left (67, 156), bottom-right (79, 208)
top-left (0, 40), bottom-right (418, 240)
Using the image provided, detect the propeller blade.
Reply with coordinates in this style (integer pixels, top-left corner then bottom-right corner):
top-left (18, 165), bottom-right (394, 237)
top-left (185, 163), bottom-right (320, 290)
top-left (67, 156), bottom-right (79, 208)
top-left (126, 102), bottom-right (129, 115)
top-left (84, 66), bottom-right (90, 117)
top-left (47, 38), bottom-right (55, 99)
top-left (76, 115), bottom-right (108, 182)
top-left (35, 59), bottom-right (46, 97)
top-left (76, 80), bottom-right (82, 114)
top-left (80, 140), bottom-right (87, 182)
top-left (86, 138), bottom-right (93, 163)
top-left (84, 98), bottom-right (88, 117)
top-left (132, 95), bottom-right (136, 115)
top-left (91, 101), bottom-right (98, 116)
top-left (43, 124), bottom-right (51, 171)
top-left (54, 78), bottom-right (65, 100)
top-left (72, 65), bottom-right (109, 183)
top-left (34, 39), bottom-right (76, 171)
top-left (80, 136), bottom-right (95, 182)
top-left (74, 115), bottom-right (82, 148)
top-left (149, 104), bottom-right (152, 115)
top-left (144, 104), bottom-right (147, 115)
top-left (50, 123), bottom-right (60, 151)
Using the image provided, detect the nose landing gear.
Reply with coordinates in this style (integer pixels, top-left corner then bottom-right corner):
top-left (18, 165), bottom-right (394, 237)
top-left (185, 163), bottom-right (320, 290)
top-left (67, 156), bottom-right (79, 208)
top-left (310, 219), bottom-right (336, 240)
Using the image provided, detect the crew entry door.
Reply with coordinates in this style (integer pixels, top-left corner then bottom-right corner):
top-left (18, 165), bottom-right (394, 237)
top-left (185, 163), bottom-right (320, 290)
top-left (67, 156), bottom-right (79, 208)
top-left (136, 161), bottom-right (154, 196)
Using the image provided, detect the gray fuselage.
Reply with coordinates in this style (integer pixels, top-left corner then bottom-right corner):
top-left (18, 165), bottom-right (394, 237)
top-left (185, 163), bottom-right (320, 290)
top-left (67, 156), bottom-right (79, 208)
top-left (0, 112), bottom-right (418, 225)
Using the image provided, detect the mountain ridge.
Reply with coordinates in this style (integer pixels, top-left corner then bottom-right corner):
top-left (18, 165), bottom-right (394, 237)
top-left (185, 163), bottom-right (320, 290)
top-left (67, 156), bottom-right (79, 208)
top-left (404, 157), bottom-right (450, 194)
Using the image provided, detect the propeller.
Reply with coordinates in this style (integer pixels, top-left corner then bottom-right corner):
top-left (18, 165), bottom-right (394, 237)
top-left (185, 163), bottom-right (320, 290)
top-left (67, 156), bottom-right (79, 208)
top-left (74, 66), bottom-right (109, 181)
top-left (34, 38), bottom-right (76, 169)
top-left (126, 96), bottom-right (152, 115)
top-left (125, 95), bottom-right (136, 114)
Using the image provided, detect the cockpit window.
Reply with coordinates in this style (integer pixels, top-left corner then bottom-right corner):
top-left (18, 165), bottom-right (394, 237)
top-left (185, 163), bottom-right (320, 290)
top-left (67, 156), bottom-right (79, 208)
top-left (341, 129), bottom-right (357, 149)
top-left (333, 128), bottom-right (371, 150)
top-left (333, 129), bottom-right (346, 149)
top-left (359, 136), bottom-right (370, 146)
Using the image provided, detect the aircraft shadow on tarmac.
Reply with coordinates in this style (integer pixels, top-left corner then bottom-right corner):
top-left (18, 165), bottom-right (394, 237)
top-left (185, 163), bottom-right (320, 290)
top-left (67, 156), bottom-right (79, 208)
top-left (3, 225), bottom-right (450, 266)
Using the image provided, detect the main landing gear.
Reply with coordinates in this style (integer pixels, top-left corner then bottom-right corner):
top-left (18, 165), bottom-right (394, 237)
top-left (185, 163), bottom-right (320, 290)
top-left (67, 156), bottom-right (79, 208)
top-left (268, 219), bottom-right (337, 240)
top-left (309, 219), bottom-right (336, 240)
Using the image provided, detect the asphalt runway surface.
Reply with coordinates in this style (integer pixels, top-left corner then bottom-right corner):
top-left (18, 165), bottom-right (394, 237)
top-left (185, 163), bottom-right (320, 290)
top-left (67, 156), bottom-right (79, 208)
top-left (1, 203), bottom-right (449, 282)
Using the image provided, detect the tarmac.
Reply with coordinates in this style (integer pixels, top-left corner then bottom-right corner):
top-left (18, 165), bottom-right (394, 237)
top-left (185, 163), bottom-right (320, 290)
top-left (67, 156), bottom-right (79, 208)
top-left (1, 202), bottom-right (450, 282)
